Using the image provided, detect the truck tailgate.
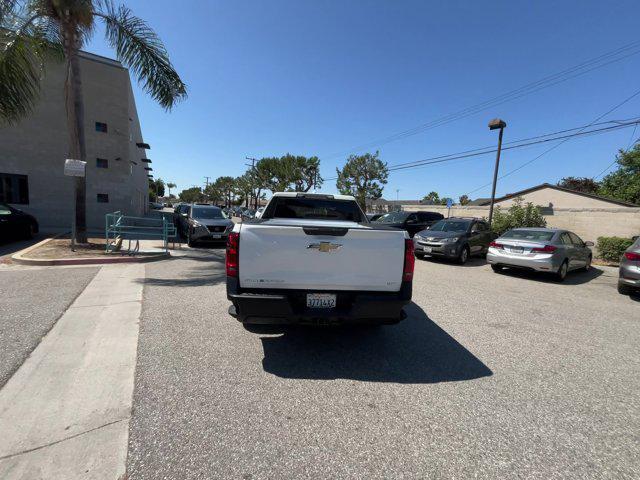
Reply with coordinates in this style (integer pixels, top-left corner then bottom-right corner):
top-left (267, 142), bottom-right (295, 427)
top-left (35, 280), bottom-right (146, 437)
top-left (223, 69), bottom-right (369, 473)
top-left (238, 221), bottom-right (405, 292)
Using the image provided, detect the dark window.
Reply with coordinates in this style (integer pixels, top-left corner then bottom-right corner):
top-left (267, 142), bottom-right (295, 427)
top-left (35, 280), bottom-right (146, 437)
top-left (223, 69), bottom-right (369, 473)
top-left (266, 197), bottom-right (365, 222)
top-left (423, 212), bottom-right (444, 221)
top-left (96, 158), bottom-right (109, 169)
top-left (95, 122), bottom-right (108, 133)
top-left (560, 233), bottom-right (573, 245)
top-left (97, 193), bottom-right (109, 203)
top-left (502, 230), bottom-right (555, 241)
top-left (0, 173), bottom-right (29, 204)
top-left (568, 232), bottom-right (584, 246)
top-left (472, 222), bottom-right (488, 232)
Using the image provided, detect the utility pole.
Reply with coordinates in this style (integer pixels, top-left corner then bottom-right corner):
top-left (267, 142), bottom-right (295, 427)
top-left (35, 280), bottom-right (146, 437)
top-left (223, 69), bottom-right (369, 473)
top-left (487, 118), bottom-right (507, 227)
top-left (245, 157), bottom-right (259, 209)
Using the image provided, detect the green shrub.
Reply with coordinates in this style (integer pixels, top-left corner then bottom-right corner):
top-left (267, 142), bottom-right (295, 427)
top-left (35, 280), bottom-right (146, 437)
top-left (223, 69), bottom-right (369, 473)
top-left (491, 197), bottom-right (547, 235)
top-left (596, 236), bottom-right (634, 262)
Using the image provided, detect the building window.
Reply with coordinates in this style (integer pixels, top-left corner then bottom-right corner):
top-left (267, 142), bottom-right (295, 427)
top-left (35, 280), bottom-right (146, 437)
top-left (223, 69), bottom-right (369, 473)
top-left (0, 173), bottom-right (29, 204)
top-left (96, 158), bottom-right (109, 169)
top-left (95, 122), bottom-right (108, 133)
top-left (97, 193), bottom-right (109, 203)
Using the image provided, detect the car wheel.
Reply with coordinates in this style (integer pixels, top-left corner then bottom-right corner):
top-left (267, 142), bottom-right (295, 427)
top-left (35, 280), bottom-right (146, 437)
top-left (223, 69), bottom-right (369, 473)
top-left (582, 255), bottom-right (592, 272)
top-left (555, 260), bottom-right (568, 282)
top-left (458, 246), bottom-right (470, 264)
top-left (491, 265), bottom-right (502, 273)
top-left (187, 231), bottom-right (195, 248)
top-left (617, 283), bottom-right (631, 295)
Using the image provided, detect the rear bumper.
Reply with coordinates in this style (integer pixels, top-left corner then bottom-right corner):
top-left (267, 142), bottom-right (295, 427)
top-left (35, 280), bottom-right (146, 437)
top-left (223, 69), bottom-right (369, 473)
top-left (486, 250), bottom-right (561, 272)
top-left (191, 228), bottom-right (230, 242)
top-left (619, 263), bottom-right (640, 288)
top-left (226, 277), bottom-right (412, 325)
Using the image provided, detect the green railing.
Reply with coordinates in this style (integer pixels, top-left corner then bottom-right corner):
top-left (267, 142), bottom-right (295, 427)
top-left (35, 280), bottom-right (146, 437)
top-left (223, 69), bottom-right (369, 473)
top-left (105, 211), bottom-right (177, 254)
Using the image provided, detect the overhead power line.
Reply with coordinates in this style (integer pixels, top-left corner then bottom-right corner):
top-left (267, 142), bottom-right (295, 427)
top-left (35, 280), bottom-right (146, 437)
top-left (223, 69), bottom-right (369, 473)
top-left (324, 117), bottom-right (640, 182)
top-left (461, 87), bottom-right (640, 197)
top-left (322, 39), bottom-right (640, 160)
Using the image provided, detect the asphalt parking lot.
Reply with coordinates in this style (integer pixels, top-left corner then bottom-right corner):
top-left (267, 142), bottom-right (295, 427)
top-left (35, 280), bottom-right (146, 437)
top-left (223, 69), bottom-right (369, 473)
top-left (126, 246), bottom-right (639, 479)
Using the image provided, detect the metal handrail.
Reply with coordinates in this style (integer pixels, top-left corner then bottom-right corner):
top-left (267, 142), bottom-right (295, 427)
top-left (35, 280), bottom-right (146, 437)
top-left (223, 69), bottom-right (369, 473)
top-left (105, 210), bottom-right (176, 254)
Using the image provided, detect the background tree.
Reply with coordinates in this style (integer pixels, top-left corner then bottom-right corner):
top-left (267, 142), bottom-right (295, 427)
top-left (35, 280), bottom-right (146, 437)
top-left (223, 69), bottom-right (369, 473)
top-left (598, 144), bottom-right (640, 204)
top-left (336, 151), bottom-right (388, 209)
top-left (459, 194), bottom-right (470, 206)
top-left (0, 0), bottom-right (186, 242)
top-left (422, 191), bottom-right (440, 204)
top-left (213, 176), bottom-right (236, 207)
top-left (166, 182), bottom-right (176, 197)
top-left (491, 197), bottom-right (547, 235)
top-left (256, 154), bottom-right (322, 193)
top-left (148, 178), bottom-right (165, 201)
top-left (179, 187), bottom-right (203, 203)
top-left (557, 176), bottom-right (600, 194)
top-left (203, 182), bottom-right (223, 205)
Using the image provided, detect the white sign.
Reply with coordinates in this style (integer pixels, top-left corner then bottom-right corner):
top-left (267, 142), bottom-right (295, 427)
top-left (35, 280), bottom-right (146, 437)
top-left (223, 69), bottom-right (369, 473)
top-left (64, 159), bottom-right (86, 177)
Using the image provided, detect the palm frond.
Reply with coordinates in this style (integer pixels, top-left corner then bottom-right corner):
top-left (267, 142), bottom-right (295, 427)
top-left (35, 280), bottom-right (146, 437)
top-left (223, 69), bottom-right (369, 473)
top-left (0, 27), bottom-right (52, 123)
top-left (98, 3), bottom-right (186, 110)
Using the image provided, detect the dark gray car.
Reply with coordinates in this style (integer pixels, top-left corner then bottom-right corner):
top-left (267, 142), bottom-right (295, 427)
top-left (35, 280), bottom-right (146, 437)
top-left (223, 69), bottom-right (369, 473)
top-left (177, 204), bottom-right (234, 247)
top-left (618, 236), bottom-right (640, 295)
top-left (413, 218), bottom-right (496, 264)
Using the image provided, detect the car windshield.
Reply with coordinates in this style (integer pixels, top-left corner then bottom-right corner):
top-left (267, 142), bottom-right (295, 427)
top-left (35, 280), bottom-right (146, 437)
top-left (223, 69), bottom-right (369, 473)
top-left (376, 212), bottom-right (408, 223)
top-left (428, 220), bottom-right (470, 232)
top-left (502, 229), bottom-right (555, 241)
top-left (268, 197), bottom-right (365, 222)
top-left (191, 207), bottom-right (227, 219)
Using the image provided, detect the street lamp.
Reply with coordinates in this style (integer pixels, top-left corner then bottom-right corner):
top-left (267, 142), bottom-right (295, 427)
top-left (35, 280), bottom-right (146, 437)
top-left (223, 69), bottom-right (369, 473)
top-left (487, 118), bottom-right (507, 227)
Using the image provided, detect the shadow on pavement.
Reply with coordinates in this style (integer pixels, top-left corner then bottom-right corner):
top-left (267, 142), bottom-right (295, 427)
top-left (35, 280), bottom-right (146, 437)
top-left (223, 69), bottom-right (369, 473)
top-left (495, 266), bottom-right (604, 285)
top-left (419, 256), bottom-right (487, 268)
top-left (137, 255), bottom-right (226, 287)
top-left (0, 234), bottom-right (46, 259)
top-left (258, 302), bottom-right (492, 384)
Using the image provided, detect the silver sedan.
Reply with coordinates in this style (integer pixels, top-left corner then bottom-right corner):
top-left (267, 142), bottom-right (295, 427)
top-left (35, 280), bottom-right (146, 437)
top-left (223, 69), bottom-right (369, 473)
top-left (618, 236), bottom-right (640, 295)
top-left (486, 228), bottom-right (593, 281)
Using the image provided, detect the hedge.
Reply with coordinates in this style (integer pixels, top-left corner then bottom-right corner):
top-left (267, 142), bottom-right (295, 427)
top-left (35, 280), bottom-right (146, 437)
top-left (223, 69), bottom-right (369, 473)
top-left (596, 236), bottom-right (634, 262)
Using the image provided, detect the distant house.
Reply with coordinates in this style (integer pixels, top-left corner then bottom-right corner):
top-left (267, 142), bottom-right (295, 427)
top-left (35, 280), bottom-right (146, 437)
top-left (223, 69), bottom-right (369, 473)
top-left (470, 183), bottom-right (637, 209)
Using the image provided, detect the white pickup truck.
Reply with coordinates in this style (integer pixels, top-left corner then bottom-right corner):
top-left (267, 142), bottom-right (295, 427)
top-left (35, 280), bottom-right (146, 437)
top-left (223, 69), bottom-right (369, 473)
top-left (226, 193), bottom-right (414, 326)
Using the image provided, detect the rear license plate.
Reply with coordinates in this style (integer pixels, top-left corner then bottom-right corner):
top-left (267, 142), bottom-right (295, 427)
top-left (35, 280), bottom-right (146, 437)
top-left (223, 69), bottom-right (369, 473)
top-left (210, 234), bottom-right (221, 239)
top-left (510, 246), bottom-right (524, 253)
top-left (306, 293), bottom-right (336, 309)
top-left (423, 246), bottom-right (432, 253)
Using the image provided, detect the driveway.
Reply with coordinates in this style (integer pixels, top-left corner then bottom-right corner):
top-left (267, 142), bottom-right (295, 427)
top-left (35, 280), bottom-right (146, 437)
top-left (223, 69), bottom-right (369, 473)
top-left (126, 249), bottom-right (639, 479)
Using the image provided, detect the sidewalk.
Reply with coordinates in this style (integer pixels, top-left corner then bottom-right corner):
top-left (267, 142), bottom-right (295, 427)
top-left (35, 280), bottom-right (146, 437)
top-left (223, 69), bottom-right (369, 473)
top-left (0, 263), bottom-right (145, 480)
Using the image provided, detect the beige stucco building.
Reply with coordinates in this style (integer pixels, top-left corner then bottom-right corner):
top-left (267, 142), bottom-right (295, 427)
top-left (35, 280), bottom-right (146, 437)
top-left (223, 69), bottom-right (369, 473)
top-left (0, 51), bottom-right (150, 232)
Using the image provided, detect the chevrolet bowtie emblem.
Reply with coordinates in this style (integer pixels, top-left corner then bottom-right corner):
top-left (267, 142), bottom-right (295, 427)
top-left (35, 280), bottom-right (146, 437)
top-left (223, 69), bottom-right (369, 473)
top-left (307, 242), bottom-right (342, 252)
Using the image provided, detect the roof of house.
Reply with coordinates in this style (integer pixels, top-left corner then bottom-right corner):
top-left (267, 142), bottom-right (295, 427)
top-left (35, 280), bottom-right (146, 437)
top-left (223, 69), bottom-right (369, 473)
top-left (471, 183), bottom-right (638, 208)
top-left (467, 197), bottom-right (491, 206)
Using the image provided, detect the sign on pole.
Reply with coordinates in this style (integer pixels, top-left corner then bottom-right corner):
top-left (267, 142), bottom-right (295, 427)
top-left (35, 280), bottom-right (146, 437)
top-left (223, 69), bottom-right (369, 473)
top-left (446, 198), bottom-right (452, 218)
top-left (64, 159), bottom-right (86, 177)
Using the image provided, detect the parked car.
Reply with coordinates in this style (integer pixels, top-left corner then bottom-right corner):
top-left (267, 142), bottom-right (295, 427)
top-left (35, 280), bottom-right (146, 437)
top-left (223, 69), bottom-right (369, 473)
top-left (413, 217), bottom-right (496, 264)
top-left (618, 236), bottom-right (640, 295)
top-left (226, 192), bottom-right (413, 327)
top-left (176, 204), bottom-right (234, 247)
top-left (367, 213), bottom-right (384, 222)
top-left (149, 201), bottom-right (164, 210)
top-left (254, 207), bottom-right (265, 219)
top-left (0, 202), bottom-right (39, 241)
top-left (374, 210), bottom-right (444, 237)
top-left (487, 228), bottom-right (593, 281)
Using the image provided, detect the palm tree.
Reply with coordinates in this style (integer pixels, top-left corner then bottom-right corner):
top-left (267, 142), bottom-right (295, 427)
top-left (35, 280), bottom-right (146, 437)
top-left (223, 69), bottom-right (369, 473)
top-left (0, 0), bottom-right (186, 242)
top-left (166, 181), bottom-right (176, 197)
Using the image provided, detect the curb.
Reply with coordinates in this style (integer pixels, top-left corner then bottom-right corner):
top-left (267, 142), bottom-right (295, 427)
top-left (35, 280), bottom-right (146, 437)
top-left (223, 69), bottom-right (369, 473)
top-left (11, 236), bottom-right (171, 266)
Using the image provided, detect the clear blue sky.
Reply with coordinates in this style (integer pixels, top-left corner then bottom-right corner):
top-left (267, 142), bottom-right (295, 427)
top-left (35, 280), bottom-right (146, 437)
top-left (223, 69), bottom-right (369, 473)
top-left (86, 0), bottom-right (640, 201)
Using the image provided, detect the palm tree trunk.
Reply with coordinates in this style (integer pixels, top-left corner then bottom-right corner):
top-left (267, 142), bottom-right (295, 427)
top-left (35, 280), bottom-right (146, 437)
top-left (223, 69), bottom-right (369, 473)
top-left (63, 28), bottom-right (87, 243)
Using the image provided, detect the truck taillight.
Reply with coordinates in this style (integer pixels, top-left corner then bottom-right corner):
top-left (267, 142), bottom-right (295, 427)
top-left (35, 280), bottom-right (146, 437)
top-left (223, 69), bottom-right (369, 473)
top-left (226, 232), bottom-right (239, 277)
top-left (531, 244), bottom-right (557, 253)
top-left (403, 239), bottom-right (415, 281)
